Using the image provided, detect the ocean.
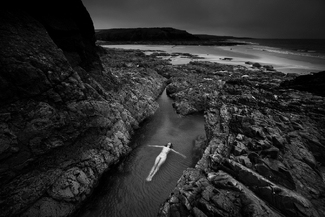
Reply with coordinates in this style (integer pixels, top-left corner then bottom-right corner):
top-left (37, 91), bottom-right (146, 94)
top-left (238, 38), bottom-right (325, 59)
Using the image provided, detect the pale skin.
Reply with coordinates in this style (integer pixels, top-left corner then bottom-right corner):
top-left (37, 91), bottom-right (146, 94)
top-left (146, 143), bottom-right (186, 182)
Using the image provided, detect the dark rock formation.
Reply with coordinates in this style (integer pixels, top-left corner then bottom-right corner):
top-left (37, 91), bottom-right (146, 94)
top-left (5, 0), bottom-right (99, 71)
top-left (220, 57), bottom-right (233, 61)
top-left (0, 3), bottom-right (168, 217)
top-left (191, 135), bottom-right (207, 167)
top-left (245, 61), bottom-right (276, 71)
top-left (281, 71), bottom-right (325, 97)
top-left (157, 61), bottom-right (325, 217)
top-left (33, 0), bottom-right (99, 71)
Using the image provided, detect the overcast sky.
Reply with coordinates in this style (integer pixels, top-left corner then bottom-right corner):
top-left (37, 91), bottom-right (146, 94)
top-left (82, 0), bottom-right (325, 39)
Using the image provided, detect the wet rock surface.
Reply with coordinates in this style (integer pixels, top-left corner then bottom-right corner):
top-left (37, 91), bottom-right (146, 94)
top-left (0, 7), bottom-right (167, 217)
top-left (158, 61), bottom-right (325, 217)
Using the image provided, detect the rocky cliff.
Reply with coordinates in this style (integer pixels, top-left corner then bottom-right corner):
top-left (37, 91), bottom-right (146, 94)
top-left (157, 62), bottom-right (325, 216)
top-left (0, 2), bottom-right (167, 217)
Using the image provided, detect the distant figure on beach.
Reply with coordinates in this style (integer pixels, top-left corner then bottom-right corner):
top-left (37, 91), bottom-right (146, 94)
top-left (146, 142), bottom-right (186, 182)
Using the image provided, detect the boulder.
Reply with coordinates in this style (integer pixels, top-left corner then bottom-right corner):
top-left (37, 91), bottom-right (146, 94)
top-left (261, 146), bottom-right (279, 159)
top-left (280, 71), bottom-right (325, 97)
top-left (252, 62), bottom-right (262, 68)
top-left (233, 141), bottom-right (248, 156)
top-left (263, 65), bottom-right (275, 71)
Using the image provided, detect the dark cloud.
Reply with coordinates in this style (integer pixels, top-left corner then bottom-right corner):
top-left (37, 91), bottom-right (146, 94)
top-left (82, 0), bottom-right (325, 38)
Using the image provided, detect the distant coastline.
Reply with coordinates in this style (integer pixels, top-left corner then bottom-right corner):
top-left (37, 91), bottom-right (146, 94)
top-left (95, 27), bottom-right (249, 46)
top-left (96, 27), bottom-right (325, 60)
top-left (96, 27), bottom-right (325, 74)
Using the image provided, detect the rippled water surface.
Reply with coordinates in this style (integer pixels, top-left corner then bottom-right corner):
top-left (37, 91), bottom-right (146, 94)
top-left (79, 90), bottom-right (205, 217)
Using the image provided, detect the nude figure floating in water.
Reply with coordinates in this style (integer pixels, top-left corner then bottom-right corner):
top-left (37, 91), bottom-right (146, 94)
top-left (146, 142), bottom-right (186, 182)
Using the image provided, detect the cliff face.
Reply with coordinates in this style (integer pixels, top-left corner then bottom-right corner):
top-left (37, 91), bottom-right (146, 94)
top-left (22, 0), bottom-right (98, 71)
top-left (0, 2), bottom-right (167, 217)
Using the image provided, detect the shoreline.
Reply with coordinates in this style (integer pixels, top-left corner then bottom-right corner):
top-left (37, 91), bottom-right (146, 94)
top-left (219, 45), bottom-right (325, 74)
top-left (102, 44), bottom-right (325, 74)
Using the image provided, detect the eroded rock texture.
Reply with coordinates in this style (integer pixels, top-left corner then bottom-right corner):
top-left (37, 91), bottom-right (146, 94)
top-left (0, 4), bottom-right (167, 217)
top-left (158, 61), bottom-right (325, 217)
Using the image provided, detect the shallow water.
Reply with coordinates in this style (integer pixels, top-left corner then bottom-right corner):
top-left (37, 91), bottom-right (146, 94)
top-left (79, 90), bottom-right (205, 217)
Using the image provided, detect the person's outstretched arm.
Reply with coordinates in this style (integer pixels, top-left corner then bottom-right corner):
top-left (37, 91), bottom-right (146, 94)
top-left (171, 149), bottom-right (186, 158)
top-left (148, 145), bottom-right (164, 148)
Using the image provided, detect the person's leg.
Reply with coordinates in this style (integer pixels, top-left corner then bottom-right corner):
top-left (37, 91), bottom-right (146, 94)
top-left (146, 155), bottom-right (166, 181)
top-left (150, 156), bottom-right (161, 176)
top-left (146, 156), bottom-right (161, 181)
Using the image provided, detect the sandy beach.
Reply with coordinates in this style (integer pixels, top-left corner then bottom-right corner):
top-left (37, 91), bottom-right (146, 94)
top-left (103, 44), bottom-right (325, 74)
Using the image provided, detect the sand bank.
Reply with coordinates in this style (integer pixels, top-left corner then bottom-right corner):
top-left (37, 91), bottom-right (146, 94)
top-left (103, 44), bottom-right (325, 74)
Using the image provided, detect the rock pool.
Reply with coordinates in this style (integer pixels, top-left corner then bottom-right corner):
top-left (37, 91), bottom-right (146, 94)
top-left (78, 89), bottom-right (205, 217)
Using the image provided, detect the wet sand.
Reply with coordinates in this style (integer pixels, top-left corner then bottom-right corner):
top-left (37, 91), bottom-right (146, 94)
top-left (216, 45), bottom-right (325, 74)
top-left (103, 44), bottom-right (325, 74)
